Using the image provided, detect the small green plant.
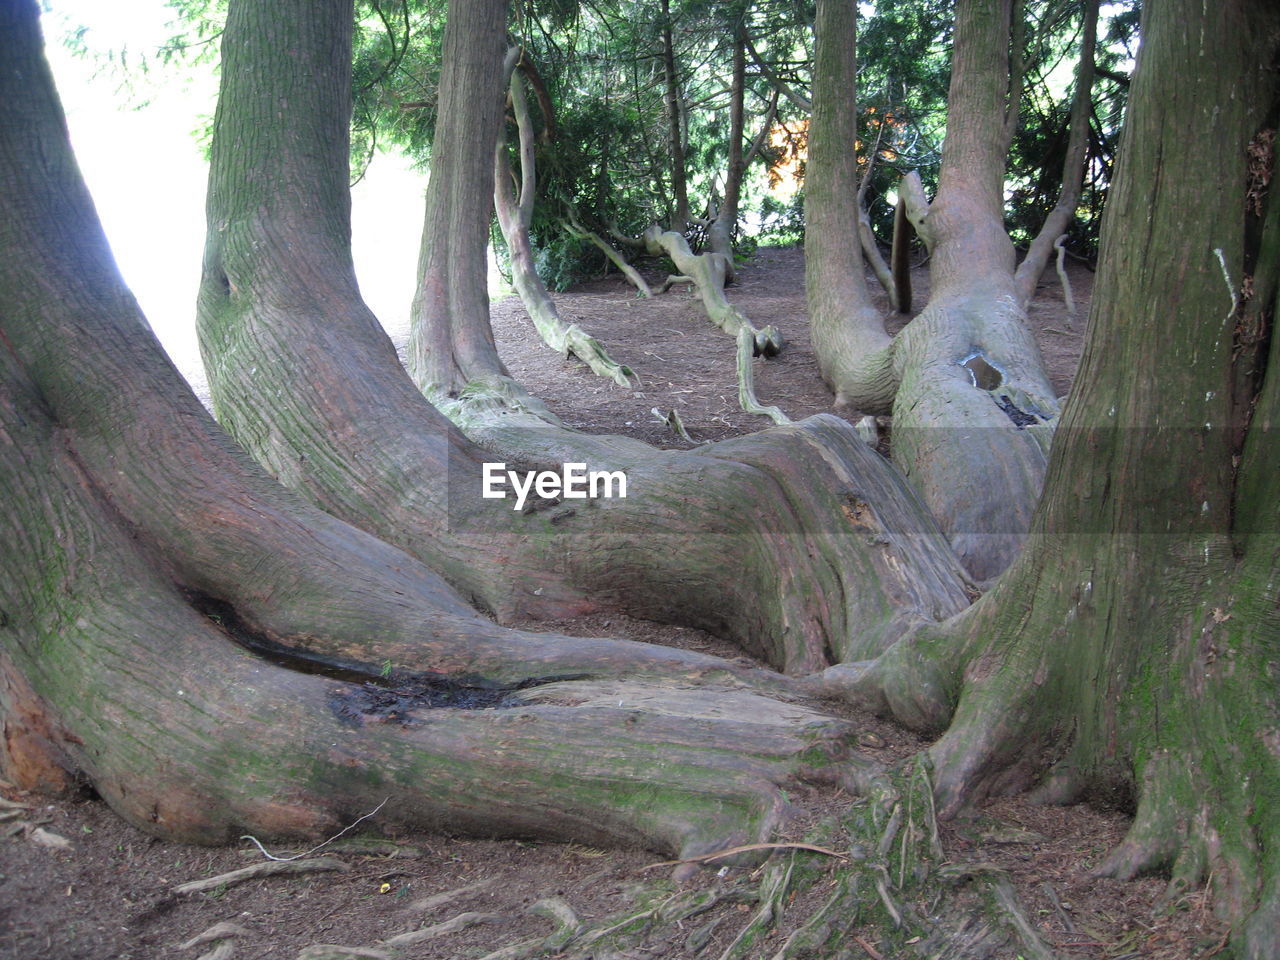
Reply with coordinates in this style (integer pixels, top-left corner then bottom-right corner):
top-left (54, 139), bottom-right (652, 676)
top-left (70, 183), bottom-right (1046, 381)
top-left (380, 659), bottom-right (393, 678)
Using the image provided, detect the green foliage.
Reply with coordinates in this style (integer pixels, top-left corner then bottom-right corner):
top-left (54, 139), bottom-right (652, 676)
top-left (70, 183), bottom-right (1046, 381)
top-left (1004, 0), bottom-right (1136, 261)
top-left (756, 190), bottom-right (805, 246)
top-left (139, 0), bottom-right (1134, 282)
top-left (536, 234), bottom-right (607, 291)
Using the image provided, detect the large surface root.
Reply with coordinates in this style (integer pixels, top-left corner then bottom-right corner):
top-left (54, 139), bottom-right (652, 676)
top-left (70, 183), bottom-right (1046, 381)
top-left (0, 320), bottom-right (872, 863)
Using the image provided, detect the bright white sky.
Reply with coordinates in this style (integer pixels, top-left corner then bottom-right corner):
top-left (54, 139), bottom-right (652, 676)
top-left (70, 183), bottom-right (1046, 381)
top-left (42, 0), bottom-right (428, 388)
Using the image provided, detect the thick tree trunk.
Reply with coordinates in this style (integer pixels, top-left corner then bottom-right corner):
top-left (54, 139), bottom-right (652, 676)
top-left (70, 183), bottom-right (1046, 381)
top-left (804, 0), bottom-right (898, 413)
top-left (831, 1), bottom-right (1280, 952)
top-left (809, 0), bottom-right (1061, 580)
top-left (494, 52), bottom-right (633, 388)
top-left (0, 0), bottom-right (893, 862)
top-left (196, 0), bottom-right (970, 676)
top-left (890, 0), bottom-right (1062, 581)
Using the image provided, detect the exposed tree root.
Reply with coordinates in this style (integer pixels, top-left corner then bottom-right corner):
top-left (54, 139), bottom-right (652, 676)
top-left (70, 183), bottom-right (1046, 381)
top-left (643, 841), bottom-right (848, 871)
top-left (641, 225), bottom-right (783, 357)
top-left (403, 878), bottom-right (495, 914)
top-left (298, 947), bottom-right (390, 960)
top-left (180, 922), bottom-right (252, 958)
top-left (381, 911), bottom-right (504, 947)
top-left (736, 326), bottom-right (790, 424)
top-left (172, 858), bottom-right (352, 896)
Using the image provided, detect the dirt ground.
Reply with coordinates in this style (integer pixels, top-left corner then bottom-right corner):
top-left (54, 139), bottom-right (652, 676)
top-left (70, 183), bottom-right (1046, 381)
top-left (1, 248), bottom-right (1227, 960)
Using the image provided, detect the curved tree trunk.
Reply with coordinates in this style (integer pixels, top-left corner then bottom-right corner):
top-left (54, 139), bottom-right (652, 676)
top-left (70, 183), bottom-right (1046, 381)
top-left (494, 50), bottom-right (633, 388)
top-left (1012, 0), bottom-right (1099, 308)
top-left (0, 0), bottom-right (897, 864)
top-left (644, 224), bottom-right (783, 357)
top-left (889, 0), bottom-right (1064, 581)
top-left (826, 1), bottom-right (1280, 952)
top-left (804, 0), bottom-right (899, 414)
top-left (196, 0), bottom-right (971, 677)
top-left (561, 212), bottom-right (654, 297)
top-left (808, 0), bottom-right (1064, 581)
top-left (12, 0), bottom-right (1280, 952)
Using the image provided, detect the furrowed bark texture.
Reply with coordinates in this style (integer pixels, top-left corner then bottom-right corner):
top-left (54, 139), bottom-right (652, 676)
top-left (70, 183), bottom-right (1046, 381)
top-left (196, 0), bottom-right (971, 675)
top-left (805, 0), bottom-right (898, 413)
top-left (889, 0), bottom-right (1060, 581)
top-left (844, 2), bottom-right (1280, 952)
top-left (0, 0), bottom-right (884, 860)
top-left (405, 0), bottom-right (510, 397)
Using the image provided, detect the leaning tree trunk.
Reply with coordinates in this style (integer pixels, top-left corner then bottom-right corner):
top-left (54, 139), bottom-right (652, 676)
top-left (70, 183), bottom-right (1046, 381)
top-left (1011, 0), bottom-right (1099, 308)
top-left (824, 0), bottom-right (1280, 953)
top-left (196, 0), bottom-right (973, 676)
top-left (493, 50), bottom-right (633, 389)
top-left (0, 0), bottom-right (907, 864)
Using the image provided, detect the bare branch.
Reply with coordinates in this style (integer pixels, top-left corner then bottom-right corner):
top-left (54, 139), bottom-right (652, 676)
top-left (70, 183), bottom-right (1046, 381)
top-left (743, 30), bottom-right (811, 112)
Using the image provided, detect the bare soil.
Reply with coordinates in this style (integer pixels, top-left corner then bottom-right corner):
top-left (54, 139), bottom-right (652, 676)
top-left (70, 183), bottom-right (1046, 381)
top-left (2, 249), bottom-right (1225, 960)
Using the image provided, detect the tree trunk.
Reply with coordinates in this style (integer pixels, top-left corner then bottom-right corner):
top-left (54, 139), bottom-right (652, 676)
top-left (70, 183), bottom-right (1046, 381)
top-left (1012, 0), bottom-right (1100, 308)
top-left (562, 212), bottom-right (654, 298)
top-left (404, 0), bottom-right (510, 399)
top-left (0, 0), bottom-right (896, 863)
top-left (494, 51), bottom-right (633, 388)
top-left (195, 0), bottom-right (970, 676)
top-left (660, 0), bottom-right (689, 233)
top-left (804, 0), bottom-right (898, 414)
top-left (706, 22), bottom-right (747, 262)
top-left (808, 0), bottom-right (1062, 581)
top-left (830, 1), bottom-right (1280, 952)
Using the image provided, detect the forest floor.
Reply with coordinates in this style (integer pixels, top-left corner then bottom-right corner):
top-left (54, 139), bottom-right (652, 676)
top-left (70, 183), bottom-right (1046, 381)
top-left (1, 247), bottom-right (1227, 960)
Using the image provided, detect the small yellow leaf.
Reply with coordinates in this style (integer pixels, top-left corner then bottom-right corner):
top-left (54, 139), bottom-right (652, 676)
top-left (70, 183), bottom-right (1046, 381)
top-left (379, 882), bottom-right (392, 894)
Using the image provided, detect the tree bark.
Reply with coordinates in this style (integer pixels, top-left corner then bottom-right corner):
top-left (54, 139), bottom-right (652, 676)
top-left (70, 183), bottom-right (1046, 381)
top-left (809, 0), bottom-right (1061, 580)
top-left (0, 0), bottom-right (890, 862)
top-left (195, 0), bottom-right (970, 677)
top-left (1012, 0), bottom-right (1100, 308)
top-left (827, 1), bottom-right (1280, 952)
top-left (494, 50), bottom-right (633, 388)
top-left (405, 0), bottom-right (511, 399)
top-left (706, 22), bottom-right (747, 262)
top-left (660, 0), bottom-right (689, 233)
top-left (804, 0), bottom-right (898, 414)
top-left (561, 212), bottom-right (654, 298)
